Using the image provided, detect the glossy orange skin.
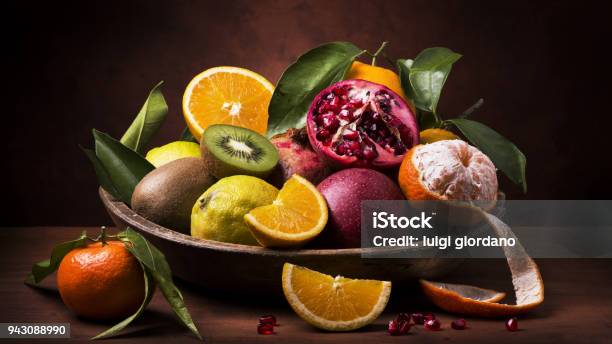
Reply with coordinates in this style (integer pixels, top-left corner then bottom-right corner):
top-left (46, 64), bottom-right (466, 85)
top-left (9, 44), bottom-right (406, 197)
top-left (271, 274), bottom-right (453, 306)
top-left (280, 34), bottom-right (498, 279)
top-left (57, 241), bottom-right (145, 320)
top-left (397, 146), bottom-right (442, 200)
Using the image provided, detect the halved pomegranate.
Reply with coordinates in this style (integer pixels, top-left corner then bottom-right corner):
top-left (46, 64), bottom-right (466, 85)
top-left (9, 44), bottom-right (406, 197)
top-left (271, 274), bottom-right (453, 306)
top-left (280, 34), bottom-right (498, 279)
top-left (306, 79), bottom-right (419, 169)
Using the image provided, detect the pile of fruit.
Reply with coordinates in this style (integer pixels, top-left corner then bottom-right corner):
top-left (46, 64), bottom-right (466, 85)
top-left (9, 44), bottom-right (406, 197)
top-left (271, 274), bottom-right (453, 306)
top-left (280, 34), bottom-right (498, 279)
top-left (124, 49), bottom-right (518, 250)
top-left (73, 41), bottom-right (540, 336)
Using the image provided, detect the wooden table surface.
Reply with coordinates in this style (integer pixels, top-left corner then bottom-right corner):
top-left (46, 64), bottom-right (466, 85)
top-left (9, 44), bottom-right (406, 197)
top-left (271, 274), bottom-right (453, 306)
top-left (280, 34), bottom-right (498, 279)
top-left (1, 227), bottom-right (611, 343)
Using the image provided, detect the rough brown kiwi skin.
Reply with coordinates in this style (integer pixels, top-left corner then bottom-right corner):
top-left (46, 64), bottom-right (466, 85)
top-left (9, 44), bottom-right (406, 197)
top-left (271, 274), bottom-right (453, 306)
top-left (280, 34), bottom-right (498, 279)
top-left (131, 157), bottom-right (215, 234)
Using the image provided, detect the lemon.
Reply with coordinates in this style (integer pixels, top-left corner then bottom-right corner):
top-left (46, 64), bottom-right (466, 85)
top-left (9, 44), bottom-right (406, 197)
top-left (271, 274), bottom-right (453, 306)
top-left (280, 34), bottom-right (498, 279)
top-left (191, 175), bottom-right (278, 245)
top-left (282, 263), bottom-right (391, 331)
top-left (145, 141), bottom-right (201, 167)
top-left (244, 174), bottom-right (328, 248)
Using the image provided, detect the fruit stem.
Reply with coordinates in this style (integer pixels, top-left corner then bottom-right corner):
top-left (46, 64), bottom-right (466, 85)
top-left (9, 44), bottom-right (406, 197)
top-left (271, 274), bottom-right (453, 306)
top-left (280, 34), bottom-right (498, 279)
top-left (370, 41), bottom-right (389, 66)
top-left (96, 226), bottom-right (109, 245)
top-left (460, 98), bottom-right (485, 118)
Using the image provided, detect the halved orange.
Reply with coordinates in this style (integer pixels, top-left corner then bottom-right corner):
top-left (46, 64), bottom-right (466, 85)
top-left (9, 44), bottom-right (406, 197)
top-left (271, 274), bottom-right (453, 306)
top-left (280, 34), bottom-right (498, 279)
top-left (182, 66), bottom-right (274, 142)
top-left (244, 174), bottom-right (327, 248)
top-left (282, 263), bottom-right (391, 331)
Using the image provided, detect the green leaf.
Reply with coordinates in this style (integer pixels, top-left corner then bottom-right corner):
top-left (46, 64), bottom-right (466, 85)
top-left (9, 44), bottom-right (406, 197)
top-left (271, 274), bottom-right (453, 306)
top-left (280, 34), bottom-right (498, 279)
top-left (25, 231), bottom-right (88, 285)
top-left (119, 228), bottom-right (202, 340)
top-left (447, 118), bottom-right (527, 192)
top-left (402, 47), bottom-right (462, 115)
top-left (93, 129), bottom-right (155, 205)
top-left (179, 127), bottom-right (198, 143)
top-left (120, 82), bottom-right (168, 154)
top-left (80, 146), bottom-right (121, 199)
top-left (267, 41), bottom-right (365, 137)
top-left (397, 58), bottom-right (438, 129)
top-left (91, 266), bottom-right (155, 340)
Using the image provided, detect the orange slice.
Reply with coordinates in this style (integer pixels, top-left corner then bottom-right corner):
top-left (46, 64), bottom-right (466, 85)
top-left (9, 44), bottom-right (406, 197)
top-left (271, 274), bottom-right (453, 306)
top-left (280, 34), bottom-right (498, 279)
top-left (182, 66), bottom-right (274, 141)
top-left (420, 211), bottom-right (544, 317)
top-left (244, 175), bottom-right (327, 248)
top-left (282, 263), bottom-right (391, 331)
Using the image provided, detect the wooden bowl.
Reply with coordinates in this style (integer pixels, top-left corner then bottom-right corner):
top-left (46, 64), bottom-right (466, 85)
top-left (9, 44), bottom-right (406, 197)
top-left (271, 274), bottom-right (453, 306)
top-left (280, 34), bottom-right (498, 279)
top-left (100, 188), bottom-right (462, 295)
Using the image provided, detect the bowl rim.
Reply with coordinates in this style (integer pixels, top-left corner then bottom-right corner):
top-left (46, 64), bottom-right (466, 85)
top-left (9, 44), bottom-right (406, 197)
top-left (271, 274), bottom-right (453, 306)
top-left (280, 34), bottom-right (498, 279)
top-left (100, 187), bottom-right (503, 258)
top-left (100, 187), bottom-right (377, 257)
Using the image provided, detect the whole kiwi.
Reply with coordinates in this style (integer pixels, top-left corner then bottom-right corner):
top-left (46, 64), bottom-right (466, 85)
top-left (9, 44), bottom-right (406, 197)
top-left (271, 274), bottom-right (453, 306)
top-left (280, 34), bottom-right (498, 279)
top-left (131, 157), bottom-right (215, 233)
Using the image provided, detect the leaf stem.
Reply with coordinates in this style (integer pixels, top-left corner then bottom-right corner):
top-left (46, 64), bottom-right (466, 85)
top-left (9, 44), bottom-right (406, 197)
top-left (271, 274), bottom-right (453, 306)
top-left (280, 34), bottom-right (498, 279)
top-left (370, 41), bottom-right (389, 66)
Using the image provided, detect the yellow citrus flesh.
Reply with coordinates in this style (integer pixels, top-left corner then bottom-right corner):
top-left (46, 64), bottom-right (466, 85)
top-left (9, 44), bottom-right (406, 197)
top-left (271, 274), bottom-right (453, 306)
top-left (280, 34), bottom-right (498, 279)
top-left (282, 263), bottom-right (391, 331)
top-left (244, 175), bottom-right (327, 248)
top-left (182, 66), bottom-right (274, 141)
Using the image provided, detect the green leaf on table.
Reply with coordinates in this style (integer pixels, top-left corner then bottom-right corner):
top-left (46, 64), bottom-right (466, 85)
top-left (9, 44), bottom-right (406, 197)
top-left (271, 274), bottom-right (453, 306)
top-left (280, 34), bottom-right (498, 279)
top-left (399, 47), bottom-right (461, 115)
top-left (120, 81), bottom-right (168, 154)
top-left (93, 129), bottom-right (155, 205)
top-left (25, 231), bottom-right (88, 285)
top-left (91, 266), bottom-right (155, 340)
top-left (80, 146), bottom-right (121, 199)
top-left (179, 127), bottom-right (198, 143)
top-left (119, 228), bottom-right (202, 340)
top-left (267, 41), bottom-right (365, 137)
top-left (447, 118), bottom-right (527, 192)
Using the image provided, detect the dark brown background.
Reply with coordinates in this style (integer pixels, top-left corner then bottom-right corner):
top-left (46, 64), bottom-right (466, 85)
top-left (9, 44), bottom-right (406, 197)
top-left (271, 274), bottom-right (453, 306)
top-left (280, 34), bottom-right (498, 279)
top-left (7, 0), bottom-right (612, 226)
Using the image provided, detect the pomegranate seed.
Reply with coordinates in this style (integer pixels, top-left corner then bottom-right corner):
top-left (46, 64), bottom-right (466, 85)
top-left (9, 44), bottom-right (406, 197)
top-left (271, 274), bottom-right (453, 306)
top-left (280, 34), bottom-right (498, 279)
top-left (332, 86), bottom-right (347, 97)
top-left (396, 313), bottom-right (410, 324)
top-left (451, 319), bottom-right (467, 330)
top-left (424, 318), bottom-right (441, 331)
top-left (322, 115), bottom-right (339, 131)
top-left (349, 99), bottom-right (363, 108)
top-left (342, 129), bottom-right (359, 140)
top-left (388, 320), bottom-right (400, 336)
top-left (329, 96), bottom-right (340, 110)
top-left (338, 109), bottom-right (353, 121)
top-left (363, 145), bottom-right (378, 160)
top-left (336, 143), bottom-right (347, 155)
top-left (257, 323), bottom-right (274, 335)
top-left (347, 140), bottom-right (361, 152)
top-left (412, 312), bottom-right (425, 324)
top-left (505, 318), bottom-right (518, 331)
top-left (259, 315), bottom-right (277, 326)
top-left (316, 129), bottom-right (330, 141)
top-left (399, 320), bottom-right (411, 335)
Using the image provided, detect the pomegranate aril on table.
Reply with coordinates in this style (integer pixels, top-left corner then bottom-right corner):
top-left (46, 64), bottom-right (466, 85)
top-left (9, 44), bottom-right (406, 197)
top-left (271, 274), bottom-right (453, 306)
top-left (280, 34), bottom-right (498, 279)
top-left (424, 318), bottom-right (441, 331)
top-left (451, 319), bottom-right (467, 330)
top-left (387, 320), bottom-right (400, 335)
top-left (259, 315), bottom-right (277, 326)
top-left (505, 318), bottom-right (518, 331)
top-left (257, 322), bottom-right (274, 335)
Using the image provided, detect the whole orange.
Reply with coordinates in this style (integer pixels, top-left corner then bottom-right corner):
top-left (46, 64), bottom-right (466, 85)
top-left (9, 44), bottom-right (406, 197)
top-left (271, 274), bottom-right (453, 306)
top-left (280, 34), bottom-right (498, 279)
top-left (57, 241), bottom-right (146, 320)
top-left (346, 61), bottom-right (417, 114)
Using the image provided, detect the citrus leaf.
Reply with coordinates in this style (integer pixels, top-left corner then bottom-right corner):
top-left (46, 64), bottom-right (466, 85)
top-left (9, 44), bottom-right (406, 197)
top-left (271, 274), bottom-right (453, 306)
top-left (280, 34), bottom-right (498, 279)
top-left (447, 118), bottom-right (527, 192)
top-left (120, 82), bottom-right (168, 154)
top-left (93, 129), bottom-right (155, 205)
top-left (80, 146), bottom-right (121, 199)
top-left (402, 47), bottom-right (461, 115)
top-left (267, 41), bottom-right (365, 138)
top-left (91, 266), bottom-right (155, 340)
top-left (119, 228), bottom-right (202, 340)
top-left (179, 127), bottom-right (198, 143)
top-left (397, 58), bottom-right (438, 129)
top-left (25, 231), bottom-right (88, 285)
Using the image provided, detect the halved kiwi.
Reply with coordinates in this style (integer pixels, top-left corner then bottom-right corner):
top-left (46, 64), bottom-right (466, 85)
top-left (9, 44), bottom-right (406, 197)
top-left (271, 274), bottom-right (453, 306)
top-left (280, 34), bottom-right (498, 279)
top-left (201, 124), bottom-right (279, 178)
